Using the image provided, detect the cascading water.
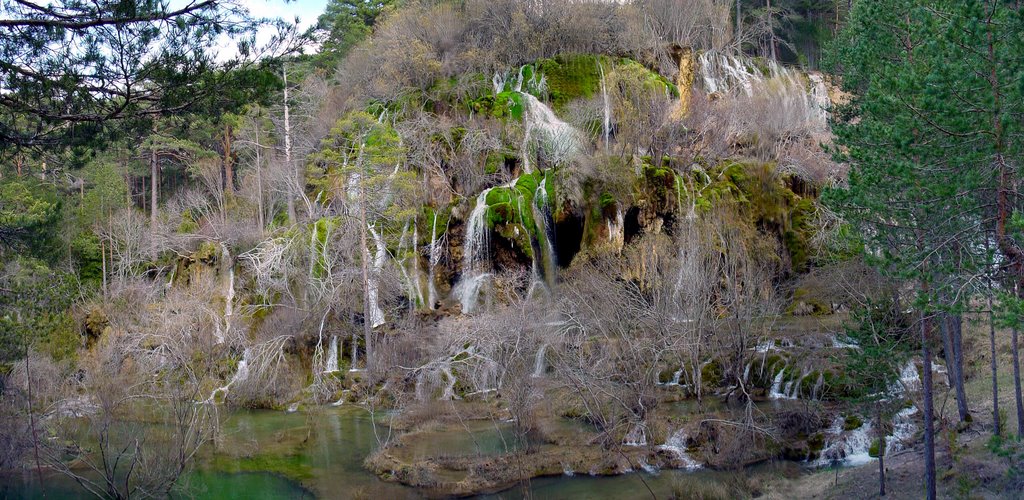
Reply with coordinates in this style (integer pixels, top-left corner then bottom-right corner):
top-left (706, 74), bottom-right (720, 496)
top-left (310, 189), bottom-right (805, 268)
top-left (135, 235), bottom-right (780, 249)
top-left (520, 93), bottom-right (583, 168)
top-left (532, 175), bottom-right (557, 288)
top-left (698, 51), bottom-right (828, 130)
top-left (455, 188), bottom-right (495, 314)
top-left (818, 416), bottom-right (874, 466)
top-left (207, 348), bottom-right (251, 402)
top-left (532, 344), bottom-right (548, 378)
top-left (216, 242), bottom-right (234, 344)
top-left (497, 64), bottom-right (583, 170)
top-left (325, 336), bottom-right (339, 373)
top-left (606, 206), bottom-right (624, 252)
top-left (428, 212), bottom-right (441, 310)
top-left (412, 219), bottom-right (425, 308)
top-left (658, 429), bottom-right (702, 470)
top-left (623, 424), bottom-right (648, 447)
top-left (769, 368), bottom-right (787, 399)
top-left (816, 359), bottom-right (922, 466)
top-left (367, 224), bottom-right (387, 328)
top-left (598, 62), bottom-right (611, 153)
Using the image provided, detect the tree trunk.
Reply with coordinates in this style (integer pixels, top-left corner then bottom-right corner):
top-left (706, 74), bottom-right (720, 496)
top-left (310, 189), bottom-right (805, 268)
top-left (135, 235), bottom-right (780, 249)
top-left (989, 295), bottom-right (1000, 436)
top-left (735, 0), bottom-right (742, 51)
top-left (101, 238), bottom-right (107, 298)
top-left (283, 66), bottom-right (296, 224)
top-left (222, 123), bottom-right (235, 192)
top-left (1013, 326), bottom-right (1023, 438)
top-left (951, 314), bottom-right (969, 423)
top-left (255, 122), bottom-right (265, 232)
top-left (940, 313), bottom-right (970, 423)
top-left (150, 148), bottom-right (158, 226)
top-left (877, 401), bottom-right (886, 496)
top-left (922, 314), bottom-right (936, 500)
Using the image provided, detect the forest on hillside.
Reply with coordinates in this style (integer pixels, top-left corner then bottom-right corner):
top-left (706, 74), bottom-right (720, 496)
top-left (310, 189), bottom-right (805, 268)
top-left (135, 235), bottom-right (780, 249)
top-left (2, 1), bottom-right (1024, 499)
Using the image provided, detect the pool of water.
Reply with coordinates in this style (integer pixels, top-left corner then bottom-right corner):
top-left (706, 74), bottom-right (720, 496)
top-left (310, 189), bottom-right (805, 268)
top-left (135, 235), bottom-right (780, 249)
top-left (0, 405), bottom-right (800, 499)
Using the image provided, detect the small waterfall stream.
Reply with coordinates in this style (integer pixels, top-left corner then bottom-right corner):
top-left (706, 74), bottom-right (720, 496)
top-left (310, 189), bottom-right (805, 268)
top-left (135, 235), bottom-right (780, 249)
top-left (455, 188), bottom-right (497, 313)
top-left (606, 206), bottom-right (624, 252)
top-left (367, 224), bottom-right (387, 328)
top-left (217, 242), bottom-right (234, 344)
top-left (428, 212), bottom-right (441, 309)
top-left (698, 51), bottom-right (828, 130)
top-left (658, 429), bottom-right (702, 470)
top-left (532, 344), bottom-right (548, 378)
top-left (769, 368), bottom-right (787, 399)
top-left (412, 219), bottom-right (425, 308)
top-left (532, 174), bottom-right (556, 288)
top-left (598, 62), bottom-right (611, 153)
top-left (816, 360), bottom-right (922, 466)
top-left (520, 93), bottom-right (583, 167)
top-left (207, 348), bottom-right (251, 402)
top-left (325, 336), bottom-right (339, 373)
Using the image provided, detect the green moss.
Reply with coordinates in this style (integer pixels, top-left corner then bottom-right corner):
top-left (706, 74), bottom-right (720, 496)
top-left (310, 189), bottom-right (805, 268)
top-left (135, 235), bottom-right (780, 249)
top-left (701, 359), bottom-right (724, 388)
top-left (208, 453), bottom-right (314, 482)
top-left (808, 432), bottom-right (825, 452)
top-left (843, 415), bottom-right (864, 431)
top-left (786, 287), bottom-right (833, 316)
top-left (194, 241), bottom-right (219, 263)
top-left (614, 58), bottom-right (679, 98)
top-left (535, 54), bottom-right (606, 109)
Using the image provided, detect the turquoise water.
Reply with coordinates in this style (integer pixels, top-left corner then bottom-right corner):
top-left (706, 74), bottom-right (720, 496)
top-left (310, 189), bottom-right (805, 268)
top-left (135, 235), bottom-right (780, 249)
top-left (0, 404), bottom-right (793, 499)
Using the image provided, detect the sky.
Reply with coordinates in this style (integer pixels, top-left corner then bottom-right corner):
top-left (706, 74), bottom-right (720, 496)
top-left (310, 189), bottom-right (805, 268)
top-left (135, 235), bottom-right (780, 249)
top-left (171, 0), bottom-right (330, 60)
top-left (242, 0), bottom-right (328, 32)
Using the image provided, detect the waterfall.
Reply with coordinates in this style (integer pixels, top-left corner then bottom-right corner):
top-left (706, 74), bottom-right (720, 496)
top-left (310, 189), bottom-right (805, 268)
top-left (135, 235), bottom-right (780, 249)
top-left (427, 211), bottom-right (441, 310)
top-left (769, 368), bottom-right (787, 399)
top-left (412, 219), bottom-right (425, 309)
top-left (742, 362), bottom-right (752, 385)
top-left (658, 429), bottom-right (702, 470)
top-left (366, 224), bottom-right (386, 328)
top-left (440, 365), bottom-right (458, 401)
top-left (788, 369), bottom-right (809, 399)
top-left (886, 406), bottom-right (917, 455)
top-left (455, 186), bottom-right (505, 313)
top-left (519, 92), bottom-right (583, 167)
top-left (207, 348), bottom-right (251, 402)
top-left (532, 344), bottom-right (548, 378)
top-left (623, 424), bottom-right (648, 447)
top-left (217, 242), bottom-right (234, 344)
top-left (808, 73), bottom-right (830, 123)
top-left (817, 416), bottom-right (874, 466)
top-left (492, 71), bottom-right (507, 95)
top-left (598, 62), bottom-right (611, 153)
top-left (532, 175), bottom-right (556, 287)
top-left (668, 368), bottom-right (683, 386)
top-left (698, 51), bottom-right (828, 130)
top-left (396, 221), bottom-right (424, 310)
top-left (607, 206), bottom-right (624, 252)
top-left (325, 336), bottom-right (339, 373)
top-left (811, 372), bottom-right (825, 400)
top-left (816, 360), bottom-right (922, 466)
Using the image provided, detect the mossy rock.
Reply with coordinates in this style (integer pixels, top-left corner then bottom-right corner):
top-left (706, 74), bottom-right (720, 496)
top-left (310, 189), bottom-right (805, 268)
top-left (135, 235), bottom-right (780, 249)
top-left (843, 415), bottom-right (864, 431)
top-left (535, 54), bottom-right (607, 109)
top-left (194, 240), bottom-right (220, 263)
top-left (701, 359), bottom-right (724, 388)
top-left (808, 432), bottom-right (825, 452)
top-left (786, 287), bottom-right (833, 316)
top-left (495, 222), bottom-right (534, 259)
